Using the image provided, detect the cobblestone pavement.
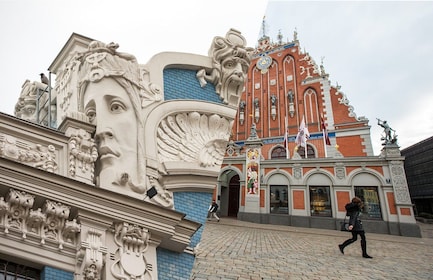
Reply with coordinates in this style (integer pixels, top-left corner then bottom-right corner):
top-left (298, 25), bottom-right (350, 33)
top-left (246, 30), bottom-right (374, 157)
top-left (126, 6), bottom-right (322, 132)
top-left (190, 218), bottom-right (433, 280)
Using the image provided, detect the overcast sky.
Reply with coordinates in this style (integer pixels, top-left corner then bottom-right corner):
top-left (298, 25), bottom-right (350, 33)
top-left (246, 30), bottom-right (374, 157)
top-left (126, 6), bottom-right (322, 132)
top-left (1, 1), bottom-right (432, 156)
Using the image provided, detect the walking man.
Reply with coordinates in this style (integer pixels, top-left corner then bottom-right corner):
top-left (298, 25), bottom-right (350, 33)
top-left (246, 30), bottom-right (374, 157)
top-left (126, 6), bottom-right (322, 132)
top-left (208, 200), bottom-right (220, 222)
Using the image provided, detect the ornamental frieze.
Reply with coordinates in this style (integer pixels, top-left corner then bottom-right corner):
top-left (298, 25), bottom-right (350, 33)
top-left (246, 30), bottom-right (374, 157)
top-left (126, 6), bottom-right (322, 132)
top-left (0, 134), bottom-right (58, 173)
top-left (0, 189), bottom-right (80, 250)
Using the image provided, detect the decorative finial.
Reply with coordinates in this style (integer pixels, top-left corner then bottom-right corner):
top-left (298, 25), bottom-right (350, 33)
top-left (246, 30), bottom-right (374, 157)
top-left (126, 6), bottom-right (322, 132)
top-left (260, 15), bottom-right (269, 39)
top-left (277, 29), bottom-right (283, 45)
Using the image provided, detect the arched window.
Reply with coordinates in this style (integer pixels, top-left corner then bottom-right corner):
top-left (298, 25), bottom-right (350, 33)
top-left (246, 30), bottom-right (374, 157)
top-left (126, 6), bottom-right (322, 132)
top-left (304, 88), bottom-right (320, 124)
top-left (297, 145), bottom-right (315, 158)
top-left (271, 146), bottom-right (287, 159)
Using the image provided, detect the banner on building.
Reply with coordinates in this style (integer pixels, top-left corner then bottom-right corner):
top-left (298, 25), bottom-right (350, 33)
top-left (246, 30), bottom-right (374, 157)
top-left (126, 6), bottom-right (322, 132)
top-left (246, 147), bottom-right (260, 196)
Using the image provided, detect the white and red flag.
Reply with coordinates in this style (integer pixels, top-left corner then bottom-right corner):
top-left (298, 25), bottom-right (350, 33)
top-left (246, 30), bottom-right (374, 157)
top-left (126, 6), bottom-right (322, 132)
top-left (295, 115), bottom-right (309, 147)
top-left (321, 115), bottom-right (331, 146)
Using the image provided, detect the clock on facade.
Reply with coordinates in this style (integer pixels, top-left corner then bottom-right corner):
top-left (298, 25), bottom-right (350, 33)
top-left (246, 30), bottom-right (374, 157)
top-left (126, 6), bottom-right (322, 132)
top-left (257, 55), bottom-right (272, 73)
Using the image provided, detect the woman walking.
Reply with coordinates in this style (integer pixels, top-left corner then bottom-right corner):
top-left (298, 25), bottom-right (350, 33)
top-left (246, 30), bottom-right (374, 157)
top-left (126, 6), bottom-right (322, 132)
top-left (338, 197), bottom-right (373, 258)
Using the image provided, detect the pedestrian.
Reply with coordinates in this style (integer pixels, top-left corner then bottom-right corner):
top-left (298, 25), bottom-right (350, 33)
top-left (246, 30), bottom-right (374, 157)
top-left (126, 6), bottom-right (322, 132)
top-left (338, 196), bottom-right (373, 258)
top-left (208, 200), bottom-right (220, 222)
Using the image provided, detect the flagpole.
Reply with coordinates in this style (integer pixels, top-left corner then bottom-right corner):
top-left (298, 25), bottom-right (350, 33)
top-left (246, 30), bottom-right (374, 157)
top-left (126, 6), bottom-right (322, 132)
top-left (323, 128), bottom-right (328, 158)
top-left (285, 116), bottom-right (289, 159)
top-left (305, 116), bottom-right (308, 159)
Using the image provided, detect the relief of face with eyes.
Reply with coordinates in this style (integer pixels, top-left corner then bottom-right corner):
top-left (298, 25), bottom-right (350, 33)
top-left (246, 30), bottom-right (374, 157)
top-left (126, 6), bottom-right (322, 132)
top-left (83, 78), bottom-right (139, 192)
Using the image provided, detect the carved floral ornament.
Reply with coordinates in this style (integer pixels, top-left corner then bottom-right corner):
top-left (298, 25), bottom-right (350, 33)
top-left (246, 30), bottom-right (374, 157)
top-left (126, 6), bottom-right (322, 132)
top-left (0, 188), bottom-right (80, 249)
top-left (0, 134), bottom-right (58, 173)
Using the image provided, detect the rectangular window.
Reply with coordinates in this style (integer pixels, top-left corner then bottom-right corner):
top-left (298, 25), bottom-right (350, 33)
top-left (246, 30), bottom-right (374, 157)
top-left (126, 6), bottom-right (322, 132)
top-left (355, 186), bottom-right (382, 219)
top-left (270, 185), bottom-right (288, 214)
top-left (0, 259), bottom-right (40, 280)
top-left (310, 186), bottom-right (332, 217)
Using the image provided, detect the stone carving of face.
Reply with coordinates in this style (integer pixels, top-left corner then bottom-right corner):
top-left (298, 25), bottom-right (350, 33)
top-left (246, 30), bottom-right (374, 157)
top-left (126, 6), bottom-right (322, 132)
top-left (18, 103), bottom-right (37, 122)
top-left (83, 78), bottom-right (139, 194)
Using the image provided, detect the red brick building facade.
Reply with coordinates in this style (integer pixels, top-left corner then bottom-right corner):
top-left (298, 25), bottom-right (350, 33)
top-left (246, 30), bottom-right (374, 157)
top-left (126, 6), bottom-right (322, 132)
top-left (216, 28), bottom-right (420, 237)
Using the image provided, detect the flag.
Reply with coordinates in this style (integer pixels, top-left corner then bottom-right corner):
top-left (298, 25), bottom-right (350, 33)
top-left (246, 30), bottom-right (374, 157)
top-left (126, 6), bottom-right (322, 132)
top-left (321, 115), bottom-right (331, 145)
top-left (284, 117), bottom-right (289, 159)
top-left (295, 116), bottom-right (309, 147)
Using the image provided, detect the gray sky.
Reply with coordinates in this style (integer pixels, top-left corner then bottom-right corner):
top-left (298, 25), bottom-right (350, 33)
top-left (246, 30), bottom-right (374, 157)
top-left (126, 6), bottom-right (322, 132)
top-left (264, 1), bottom-right (433, 155)
top-left (1, 0), bottom-right (432, 156)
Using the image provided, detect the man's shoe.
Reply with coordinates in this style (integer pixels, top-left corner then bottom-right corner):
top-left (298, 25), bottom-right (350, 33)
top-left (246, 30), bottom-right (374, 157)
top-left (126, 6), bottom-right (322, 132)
top-left (338, 244), bottom-right (344, 255)
top-left (362, 254), bottom-right (373, 259)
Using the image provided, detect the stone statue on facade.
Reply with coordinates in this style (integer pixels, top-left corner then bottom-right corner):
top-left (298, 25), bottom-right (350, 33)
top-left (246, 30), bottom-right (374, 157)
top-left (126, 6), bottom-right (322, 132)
top-left (75, 40), bottom-right (172, 207)
top-left (377, 118), bottom-right (397, 145)
top-left (196, 28), bottom-right (253, 106)
top-left (14, 79), bottom-right (49, 123)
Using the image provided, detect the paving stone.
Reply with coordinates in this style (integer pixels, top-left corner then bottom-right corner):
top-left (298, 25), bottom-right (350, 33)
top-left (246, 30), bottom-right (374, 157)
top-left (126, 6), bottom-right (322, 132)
top-left (190, 219), bottom-right (433, 280)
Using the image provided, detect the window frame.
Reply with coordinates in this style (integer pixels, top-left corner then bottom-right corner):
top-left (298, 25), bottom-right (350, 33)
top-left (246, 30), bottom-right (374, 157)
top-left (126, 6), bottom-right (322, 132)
top-left (309, 185), bottom-right (332, 217)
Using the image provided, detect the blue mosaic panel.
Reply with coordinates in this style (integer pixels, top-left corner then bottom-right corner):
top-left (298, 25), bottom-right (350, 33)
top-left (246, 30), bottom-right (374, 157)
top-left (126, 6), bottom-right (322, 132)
top-left (41, 266), bottom-right (74, 280)
top-left (163, 68), bottom-right (223, 104)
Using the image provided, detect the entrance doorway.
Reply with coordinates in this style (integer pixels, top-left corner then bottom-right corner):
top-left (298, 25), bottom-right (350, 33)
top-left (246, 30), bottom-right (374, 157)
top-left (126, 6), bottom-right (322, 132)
top-left (228, 175), bottom-right (240, 217)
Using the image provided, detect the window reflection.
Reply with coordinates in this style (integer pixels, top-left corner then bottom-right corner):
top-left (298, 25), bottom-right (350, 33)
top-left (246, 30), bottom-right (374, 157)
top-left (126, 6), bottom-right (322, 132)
top-left (297, 145), bottom-right (315, 158)
top-left (270, 185), bottom-right (288, 214)
top-left (355, 186), bottom-right (382, 219)
top-left (271, 146), bottom-right (287, 159)
top-left (310, 186), bottom-right (332, 217)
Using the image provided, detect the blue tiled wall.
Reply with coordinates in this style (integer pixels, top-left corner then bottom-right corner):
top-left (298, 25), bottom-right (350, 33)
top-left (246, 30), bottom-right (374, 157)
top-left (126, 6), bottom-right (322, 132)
top-left (156, 68), bottom-right (221, 279)
top-left (163, 68), bottom-right (222, 104)
top-left (174, 192), bottom-right (213, 247)
top-left (41, 266), bottom-right (74, 280)
top-left (156, 248), bottom-right (196, 280)
top-left (156, 192), bottom-right (212, 280)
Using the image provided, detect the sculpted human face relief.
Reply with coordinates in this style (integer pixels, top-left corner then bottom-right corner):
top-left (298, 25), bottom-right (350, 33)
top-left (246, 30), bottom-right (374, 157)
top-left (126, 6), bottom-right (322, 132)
top-left (83, 78), bottom-right (139, 193)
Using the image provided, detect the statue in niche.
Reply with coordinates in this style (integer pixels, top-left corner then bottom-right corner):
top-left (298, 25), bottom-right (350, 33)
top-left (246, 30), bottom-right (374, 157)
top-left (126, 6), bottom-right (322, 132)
top-left (76, 41), bottom-right (171, 206)
top-left (270, 95), bottom-right (277, 106)
top-left (377, 118), bottom-right (397, 146)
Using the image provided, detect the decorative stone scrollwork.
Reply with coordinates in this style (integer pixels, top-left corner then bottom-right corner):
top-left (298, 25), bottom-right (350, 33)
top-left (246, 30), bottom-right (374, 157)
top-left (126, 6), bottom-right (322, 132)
top-left (390, 162), bottom-right (411, 204)
top-left (110, 222), bottom-right (152, 280)
top-left (68, 128), bottom-right (98, 179)
top-left (0, 189), bottom-right (80, 248)
top-left (334, 86), bottom-right (367, 122)
top-left (299, 53), bottom-right (319, 79)
top-left (226, 140), bottom-right (242, 157)
top-left (77, 229), bottom-right (107, 280)
top-left (0, 134), bottom-right (58, 173)
top-left (157, 112), bottom-right (233, 168)
top-left (293, 164), bottom-right (302, 179)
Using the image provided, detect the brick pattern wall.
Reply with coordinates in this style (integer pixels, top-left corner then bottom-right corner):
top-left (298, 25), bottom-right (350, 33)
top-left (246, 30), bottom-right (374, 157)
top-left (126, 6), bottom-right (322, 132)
top-left (41, 266), bottom-right (73, 280)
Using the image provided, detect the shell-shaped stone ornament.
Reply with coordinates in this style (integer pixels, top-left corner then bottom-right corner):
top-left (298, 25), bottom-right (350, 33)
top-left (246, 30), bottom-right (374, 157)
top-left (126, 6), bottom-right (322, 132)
top-left (157, 112), bottom-right (232, 167)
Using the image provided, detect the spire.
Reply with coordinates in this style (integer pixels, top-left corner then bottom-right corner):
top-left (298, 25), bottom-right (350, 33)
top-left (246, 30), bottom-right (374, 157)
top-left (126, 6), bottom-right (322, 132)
top-left (277, 29), bottom-right (283, 45)
top-left (260, 16), bottom-right (267, 38)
